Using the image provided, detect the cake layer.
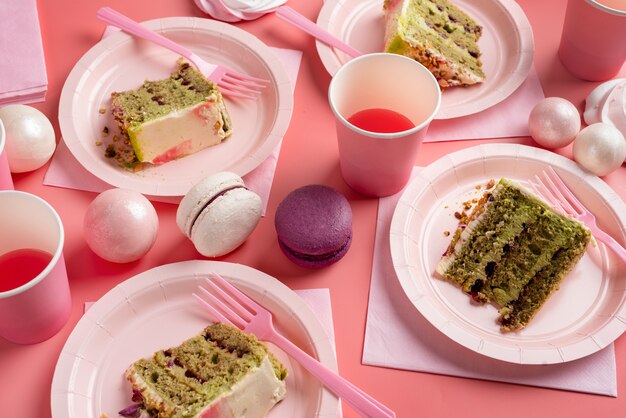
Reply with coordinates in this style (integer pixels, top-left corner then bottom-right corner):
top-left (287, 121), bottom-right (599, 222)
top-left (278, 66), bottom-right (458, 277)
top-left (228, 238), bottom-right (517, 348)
top-left (436, 178), bottom-right (591, 332)
top-left (437, 181), bottom-right (541, 296)
top-left (498, 225), bottom-right (590, 331)
top-left (122, 323), bottom-right (287, 418)
top-left (383, 0), bottom-right (485, 88)
top-left (487, 210), bottom-right (573, 307)
top-left (109, 59), bottom-right (232, 168)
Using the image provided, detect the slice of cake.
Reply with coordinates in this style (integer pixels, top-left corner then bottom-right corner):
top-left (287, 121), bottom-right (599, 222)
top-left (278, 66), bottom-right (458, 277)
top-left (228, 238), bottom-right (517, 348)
top-left (383, 0), bottom-right (485, 88)
top-left (436, 178), bottom-right (591, 331)
top-left (120, 323), bottom-right (287, 418)
top-left (108, 59), bottom-right (233, 169)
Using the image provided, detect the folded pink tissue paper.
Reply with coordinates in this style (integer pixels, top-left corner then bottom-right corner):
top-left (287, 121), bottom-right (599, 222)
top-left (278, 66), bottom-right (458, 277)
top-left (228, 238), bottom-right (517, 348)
top-left (362, 168), bottom-right (617, 397)
top-left (0, 0), bottom-right (48, 105)
top-left (43, 46), bottom-right (303, 213)
top-left (425, 65), bottom-right (545, 142)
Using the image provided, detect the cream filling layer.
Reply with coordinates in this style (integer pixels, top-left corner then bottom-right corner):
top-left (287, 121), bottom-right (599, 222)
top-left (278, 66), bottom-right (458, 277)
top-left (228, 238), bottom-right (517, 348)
top-left (129, 97), bottom-right (230, 164)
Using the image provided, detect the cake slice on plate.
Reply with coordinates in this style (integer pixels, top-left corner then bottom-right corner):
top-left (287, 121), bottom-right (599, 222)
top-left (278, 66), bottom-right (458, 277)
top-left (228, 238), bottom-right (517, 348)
top-left (108, 58), bottom-right (233, 170)
top-left (383, 0), bottom-right (485, 88)
top-left (120, 323), bottom-right (287, 418)
top-left (436, 178), bottom-right (591, 331)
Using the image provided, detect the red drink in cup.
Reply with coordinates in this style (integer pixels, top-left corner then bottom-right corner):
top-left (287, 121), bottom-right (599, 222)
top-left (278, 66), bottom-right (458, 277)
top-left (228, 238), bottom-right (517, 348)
top-left (0, 249), bottom-right (54, 292)
top-left (347, 108), bottom-right (415, 134)
top-left (0, 191), bottom-right (70, 344)
top-left (329, 53), bottom-right (441, 197)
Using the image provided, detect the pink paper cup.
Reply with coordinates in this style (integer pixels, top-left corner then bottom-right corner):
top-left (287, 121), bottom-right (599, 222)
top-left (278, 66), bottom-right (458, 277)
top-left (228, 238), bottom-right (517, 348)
top-left (0, 191), bottom-right (70, 344)
top-left (329, 53), bottom-right (441, 197)
top-left (558, 0), bottom-right (626, 81)
top-left (0, 119), bottom-right (13, 190)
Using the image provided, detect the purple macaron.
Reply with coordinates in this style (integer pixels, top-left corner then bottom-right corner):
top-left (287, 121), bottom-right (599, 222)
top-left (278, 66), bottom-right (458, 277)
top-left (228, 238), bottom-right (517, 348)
top-left (275, 185), bottom-right (352, 268)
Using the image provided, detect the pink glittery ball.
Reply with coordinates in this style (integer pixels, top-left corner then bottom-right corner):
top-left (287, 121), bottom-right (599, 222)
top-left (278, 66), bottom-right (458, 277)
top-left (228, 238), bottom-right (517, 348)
top-left (83, 189), bottom-right (159, 263)
top-left (528, 97), bottom-right (581, 149)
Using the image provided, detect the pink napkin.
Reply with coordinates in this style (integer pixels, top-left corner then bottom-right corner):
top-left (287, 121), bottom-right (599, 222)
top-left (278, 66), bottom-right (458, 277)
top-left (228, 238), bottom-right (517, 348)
top-left (0, 0), bottom-right (48, 105)
top-left (87, 287), bottom-right (342, 417)
top-left (425, 65), bottom-right (545, 142)
top-left (362, 168), bottom-right (617, 396)
top-left (43, 46), bottom-right (303, 213)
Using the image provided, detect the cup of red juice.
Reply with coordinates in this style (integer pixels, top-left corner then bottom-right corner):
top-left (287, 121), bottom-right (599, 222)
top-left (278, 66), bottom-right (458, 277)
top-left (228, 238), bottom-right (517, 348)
top-left (328, 53), bottom-right (441, 197)
top-left (0, 190), bottom-right (70, 344)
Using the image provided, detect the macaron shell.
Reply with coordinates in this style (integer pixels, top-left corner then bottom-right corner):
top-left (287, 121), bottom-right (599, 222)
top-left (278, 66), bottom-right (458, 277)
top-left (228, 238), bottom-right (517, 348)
top-left (190, 188), bottom-right (262, 257)
top-left (279, 234), bottom-right (352, 269)
top-left (275, 185), bottom-right (352, 267)
top-left (176, 171), bottom-right (245, 236)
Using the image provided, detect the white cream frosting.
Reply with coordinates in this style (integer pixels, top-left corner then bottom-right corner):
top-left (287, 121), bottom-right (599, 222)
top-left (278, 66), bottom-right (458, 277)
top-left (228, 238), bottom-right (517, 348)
top-left (125, 355), bottom-right (286, 418)
top-left (194, 0), bottom-right (286, 22)
top-left (201, 356), bottom-right (287, 418)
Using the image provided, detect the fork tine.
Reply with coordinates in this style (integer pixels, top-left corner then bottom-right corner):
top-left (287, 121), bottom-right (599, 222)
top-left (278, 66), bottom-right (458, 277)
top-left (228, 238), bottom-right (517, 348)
top-left (546, 167), bottom-right (584, 213)
top-left (218, 79), bottom-right (264, 95)
top-left (221, 74), bottom-right (268, 89)
top-left (192, 292), bottom-right (236, 326)
top-left (541, 170), bottom-right (578, 214)
top-left (530, 175), bottom-right (571, 217)
top-left (195, 285), bottom-right (248, 329)
top-left (201, 278), bottom-right (252, 322)
top-left (210, 273), bottom-right (264, 312)
top-left (224, 69), bottom-right (270, 85)
top-left (530, 175), bottom-right (557, 206)
top-left (218, 85), bottom-right (259, 100)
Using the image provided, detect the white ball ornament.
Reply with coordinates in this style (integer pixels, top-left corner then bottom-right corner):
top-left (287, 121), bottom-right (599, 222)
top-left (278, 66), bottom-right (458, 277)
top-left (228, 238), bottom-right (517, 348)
top-left (528, 97), bottom-right (581, 149)
top-left (83, 189), bottom-right (159, 263)
top-left (0, 104), bottom-right (56, 173)
top-left (572, 123), bottom-right (626, 176)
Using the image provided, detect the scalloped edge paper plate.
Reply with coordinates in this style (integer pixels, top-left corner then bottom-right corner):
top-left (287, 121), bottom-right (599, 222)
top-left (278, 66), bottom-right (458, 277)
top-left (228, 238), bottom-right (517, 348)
top-left (390, 144), bottom-right (626, 364)
top-left (59, 18), bottom-right (293, 196)
top-left (51, 261), bottom-right (339, 417)
top-left (316, 0), bottom-right (534, 119)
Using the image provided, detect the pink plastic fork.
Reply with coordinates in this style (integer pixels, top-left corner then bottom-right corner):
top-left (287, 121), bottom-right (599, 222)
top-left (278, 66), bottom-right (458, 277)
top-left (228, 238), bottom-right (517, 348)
top-left (96, 7), bottom-right (269, 99)
top-left (193, 273), bottom-right (396, 418)
top-left (275, 6), bottom-right (363, 58)
top-left (531, 167), bottom-right (626, 264)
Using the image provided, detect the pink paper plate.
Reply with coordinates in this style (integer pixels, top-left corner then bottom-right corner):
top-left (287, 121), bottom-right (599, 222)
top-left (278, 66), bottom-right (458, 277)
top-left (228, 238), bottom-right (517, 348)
top-left (58, 18), bottom-right (293, 196)
top-left (50, 261), bottom-right (339, 417)
top-left (390, 144), bottom-right (626, 364)
top-left (316, 0), bottom-right (534, 119)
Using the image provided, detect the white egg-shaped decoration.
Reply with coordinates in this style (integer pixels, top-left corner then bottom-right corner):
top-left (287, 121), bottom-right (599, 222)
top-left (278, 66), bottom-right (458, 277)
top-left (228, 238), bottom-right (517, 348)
top-left (0, 105), bottom-right (56, 173)
top-left (572, 123), bottom-right (626, 176)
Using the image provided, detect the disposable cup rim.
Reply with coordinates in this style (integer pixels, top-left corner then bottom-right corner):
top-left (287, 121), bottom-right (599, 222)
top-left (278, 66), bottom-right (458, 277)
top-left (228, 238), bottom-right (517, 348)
top-left (586, 0), bottom-right (626, 16)
top-left (328, 53), bottom-right (442, 139)
top-left (0, 190), bottom-right (65, 299)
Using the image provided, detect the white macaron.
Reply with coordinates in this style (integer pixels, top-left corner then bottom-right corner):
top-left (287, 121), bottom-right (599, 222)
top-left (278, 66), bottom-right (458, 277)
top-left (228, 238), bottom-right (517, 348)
top-left (176, 172), bottom-right (263, 257)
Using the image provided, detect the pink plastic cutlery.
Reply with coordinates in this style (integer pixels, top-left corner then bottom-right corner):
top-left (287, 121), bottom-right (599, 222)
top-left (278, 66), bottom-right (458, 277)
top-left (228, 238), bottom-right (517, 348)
top-left (96, 7), bottom-right (269, 99)
top-left (275, 6), bottom-right (363, 58)
top-left (194, 273), bottom-right (396, 418)
top-left (531, 167), bottom-right (626, 264)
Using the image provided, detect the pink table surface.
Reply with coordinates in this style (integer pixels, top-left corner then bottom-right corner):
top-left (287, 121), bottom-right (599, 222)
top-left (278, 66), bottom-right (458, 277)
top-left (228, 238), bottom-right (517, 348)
top-left (0, 1), bottom-right (624, 417)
